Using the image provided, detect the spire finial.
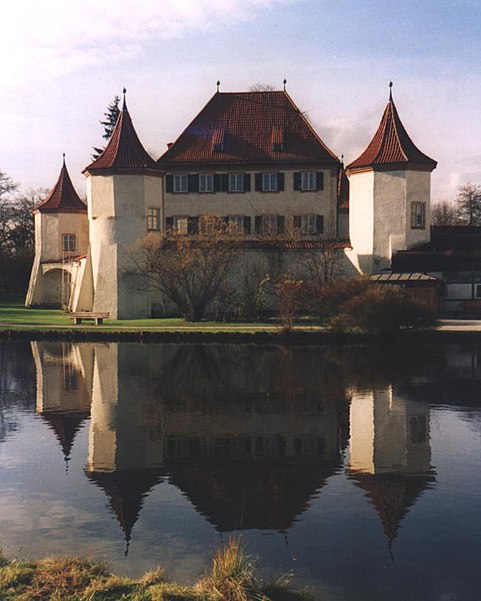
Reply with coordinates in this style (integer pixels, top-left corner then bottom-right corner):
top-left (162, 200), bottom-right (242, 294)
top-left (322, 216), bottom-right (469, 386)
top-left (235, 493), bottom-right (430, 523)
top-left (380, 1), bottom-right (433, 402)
top-left (283, 78), bottom-right (287, 91)
top-left (216, 80), bottom-right (220, 93)
top-left (122, 87), bottom-right (127, 109)
top-left (341, 153), bottom-right (344, 165)
top-left (389, 81), bottom-right (393, 101)
top-left (62, 152), bottom-right (66, 164)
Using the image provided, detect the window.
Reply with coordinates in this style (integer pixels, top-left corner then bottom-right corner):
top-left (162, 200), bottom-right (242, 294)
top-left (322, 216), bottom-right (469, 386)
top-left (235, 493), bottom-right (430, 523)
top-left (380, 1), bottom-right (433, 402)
top-left (62, 234), bottom-right (76, 252)
top-left (213, 143), bottom-right (224, 153)
top-left (255, 215), bottom-right (285, 236)
top-left (199, 173), bottom-right (214, 193)
top-left (262, 172), bottom-right (278, 192)
top-left (227, 216), bottom-right (251, 235)
top-left (229, 173), bottom-right (244, 193)
top-left (147, 207), bottom-right (161, 231)
top-left (294, 171), bottom-right (323, 191)
top-left (301, 171), bottom-right (316, 191)
top-left (293, 214), bottom-right (323, 235)
top-left (171, 216), bottom-right (188, 235)
top-left (411, 202), bottom-right (426, 229)
top-left (173, 174), bottom-right (188, 193)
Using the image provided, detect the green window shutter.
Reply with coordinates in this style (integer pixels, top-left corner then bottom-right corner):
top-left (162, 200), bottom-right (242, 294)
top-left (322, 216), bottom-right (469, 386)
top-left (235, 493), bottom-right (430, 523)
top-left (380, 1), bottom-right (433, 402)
top-left (293, 172), bottom-right (301, 191)
top-left (255, 216), bottom-right (262, 234)
top-left (278, 173), bottom-right (285, 191)
top-left (244, 173), bottom-right (251, 192)
top-left (243, 216), bottom-right (251, 234)
top-left (187, 216), bottom-right (199, 234)
top-left (293, 215), bottom-right (301, 229)
top-left (255, 173), bottom-right (262, 191)
top-left (214, 174), bottom-right (222, 192)
top-left (166, 175), bottom-right (173, 193)
top-left (316, 172), bottom-right (324, 191)
top-left (188, 174), bottom-right (198, 193)
top-left (221, 174), bottom-right (229, 192)
top-left (277, 215), bottom-right (285, 233)
top-left (316, 215), bottom-right (324, 234)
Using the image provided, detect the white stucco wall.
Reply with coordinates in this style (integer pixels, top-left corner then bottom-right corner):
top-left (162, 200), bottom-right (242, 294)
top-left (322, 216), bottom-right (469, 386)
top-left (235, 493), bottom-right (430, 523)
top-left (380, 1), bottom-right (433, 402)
top-left (347, 167), bottom-right (432, 274)
top-left (87, 172), bottom-right (163, 319)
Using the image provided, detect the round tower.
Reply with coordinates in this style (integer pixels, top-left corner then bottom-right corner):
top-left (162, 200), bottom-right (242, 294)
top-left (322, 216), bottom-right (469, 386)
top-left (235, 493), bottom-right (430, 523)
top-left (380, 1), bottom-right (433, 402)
top-left (83, 90), bottom-right (163, 319)
top-left (346, 84), bottom-right (437, 274)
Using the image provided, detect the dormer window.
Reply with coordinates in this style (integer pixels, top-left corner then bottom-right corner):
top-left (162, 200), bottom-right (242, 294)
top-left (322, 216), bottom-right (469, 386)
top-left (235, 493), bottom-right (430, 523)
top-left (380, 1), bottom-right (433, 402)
top-left (212, 128), bottom-right (225, 154)
top-left (271, 124), bottom-right (284, 153)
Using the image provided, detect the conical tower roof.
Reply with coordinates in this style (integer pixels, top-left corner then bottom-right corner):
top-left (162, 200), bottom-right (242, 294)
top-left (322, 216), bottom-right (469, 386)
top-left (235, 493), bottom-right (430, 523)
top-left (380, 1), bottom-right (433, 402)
top-left (84, 91), bottom-right (161, 175)
top-left (36, 157), bottom-right (86, 213)
top-left (347, 85), bottom-right (437, 173)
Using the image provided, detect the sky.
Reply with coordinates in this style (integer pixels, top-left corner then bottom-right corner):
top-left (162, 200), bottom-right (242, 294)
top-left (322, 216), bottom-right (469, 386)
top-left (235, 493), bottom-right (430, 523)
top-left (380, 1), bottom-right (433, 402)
top-left (1, 0), bottom-right (481, 201)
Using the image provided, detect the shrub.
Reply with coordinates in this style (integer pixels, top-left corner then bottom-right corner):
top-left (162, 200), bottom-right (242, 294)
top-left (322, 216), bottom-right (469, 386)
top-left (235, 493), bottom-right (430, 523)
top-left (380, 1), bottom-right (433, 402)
top-left (328, 284), bottom-right (437, 333)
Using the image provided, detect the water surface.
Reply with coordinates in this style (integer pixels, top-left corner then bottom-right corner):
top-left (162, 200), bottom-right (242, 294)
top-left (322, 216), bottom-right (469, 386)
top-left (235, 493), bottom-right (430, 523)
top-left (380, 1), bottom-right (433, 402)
top-left (0, 340), bottom-right (480, 600)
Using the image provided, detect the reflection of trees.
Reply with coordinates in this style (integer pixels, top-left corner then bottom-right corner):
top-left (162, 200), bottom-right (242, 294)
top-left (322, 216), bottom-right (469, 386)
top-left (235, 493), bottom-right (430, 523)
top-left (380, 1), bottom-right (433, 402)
top-left (0, 341), bottom-right (35, 443)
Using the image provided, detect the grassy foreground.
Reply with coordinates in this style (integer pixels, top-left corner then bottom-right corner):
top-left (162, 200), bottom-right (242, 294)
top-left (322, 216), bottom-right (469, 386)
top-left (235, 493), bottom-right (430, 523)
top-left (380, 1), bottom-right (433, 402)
top-left (0, 540), bottom-right (314, 601)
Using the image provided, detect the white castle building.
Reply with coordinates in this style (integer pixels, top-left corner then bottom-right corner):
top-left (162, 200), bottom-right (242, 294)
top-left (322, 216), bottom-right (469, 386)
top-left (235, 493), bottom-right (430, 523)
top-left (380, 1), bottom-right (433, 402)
top-left (25, 85), bottom-right (437, 319)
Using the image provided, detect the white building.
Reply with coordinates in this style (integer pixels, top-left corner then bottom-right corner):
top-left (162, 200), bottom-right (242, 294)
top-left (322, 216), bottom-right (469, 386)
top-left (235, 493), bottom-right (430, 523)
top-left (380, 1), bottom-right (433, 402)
top-left (25, 86), bottom-right (437, 319)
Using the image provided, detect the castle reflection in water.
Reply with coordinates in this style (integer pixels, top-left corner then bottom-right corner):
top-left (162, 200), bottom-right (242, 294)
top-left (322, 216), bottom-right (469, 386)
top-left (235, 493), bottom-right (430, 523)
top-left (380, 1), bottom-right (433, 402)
top-left (32, 341), bottom-right (436, 551)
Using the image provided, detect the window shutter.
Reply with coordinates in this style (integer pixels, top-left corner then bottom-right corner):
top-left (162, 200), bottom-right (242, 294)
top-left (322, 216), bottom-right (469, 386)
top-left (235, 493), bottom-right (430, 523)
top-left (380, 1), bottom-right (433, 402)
top-left (277, 215), bottom-right (285, 234)
top-left (316, 172), bottom-right (324, 191)
top-left (293, 172), bottom-right (301, 191)
top-left (255, 216), bottom-right (262, 234)
top-left (293, 215), bottom-right (301, 229)
top-left (188, 216), bottom-right (199, 234)
top-left (244, 174), bottom-right (251, 192)
top-left (277, 173), bottom-right (285, 191)
top-left (188, 174), bottom-right (198, 193)
top-left (255, 173), bottom-right (262, 192)
top-left (165, 216), bottom-right (174, 233)
top-left (166, 175), bottom-right (173, 193)
top-left (222, 174), bottom-right (229, 192)
top-left (316, 215), bottom-right (324, 234)
top-left (214, 174), bottom-right (222, 193)
top-left (243, 216), bottom-right (251, 234)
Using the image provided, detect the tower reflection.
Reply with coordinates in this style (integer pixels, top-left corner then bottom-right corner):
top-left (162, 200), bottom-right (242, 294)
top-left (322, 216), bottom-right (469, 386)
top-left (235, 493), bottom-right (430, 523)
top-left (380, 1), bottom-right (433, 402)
top-left (348, 385), bottom-right (435, 546)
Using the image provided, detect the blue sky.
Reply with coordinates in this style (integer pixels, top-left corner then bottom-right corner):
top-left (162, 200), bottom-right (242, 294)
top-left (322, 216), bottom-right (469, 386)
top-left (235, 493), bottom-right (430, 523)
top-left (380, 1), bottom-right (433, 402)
top-left (1, 0), bottom-right (480, 200)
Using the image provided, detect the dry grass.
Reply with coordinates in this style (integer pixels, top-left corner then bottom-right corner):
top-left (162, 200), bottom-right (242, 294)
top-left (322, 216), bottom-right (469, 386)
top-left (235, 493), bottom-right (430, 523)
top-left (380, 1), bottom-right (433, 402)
top-left (0, 543), bottom-right (315, 601)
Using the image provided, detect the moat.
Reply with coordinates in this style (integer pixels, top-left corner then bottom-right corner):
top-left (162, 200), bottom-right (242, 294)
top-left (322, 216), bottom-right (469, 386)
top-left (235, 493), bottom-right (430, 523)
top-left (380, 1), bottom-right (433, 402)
top-left (1, 340), bottom-right (480, 601)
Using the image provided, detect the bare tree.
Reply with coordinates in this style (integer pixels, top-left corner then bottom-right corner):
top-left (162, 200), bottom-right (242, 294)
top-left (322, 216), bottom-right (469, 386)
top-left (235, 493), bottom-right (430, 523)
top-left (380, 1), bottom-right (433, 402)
top-left (129, 216), bottom-right (238, 321)
top-left (455, 183), bottom-right (481, 226)
top-left (431, 200), bottom-right (460, 225)
top-left (249, 83), bottom-right (276, 92)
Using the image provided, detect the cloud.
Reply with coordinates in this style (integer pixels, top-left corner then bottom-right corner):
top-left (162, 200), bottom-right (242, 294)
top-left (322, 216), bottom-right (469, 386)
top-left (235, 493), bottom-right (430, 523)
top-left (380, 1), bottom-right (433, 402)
top-left (2, 0), bottom-right (298, 85)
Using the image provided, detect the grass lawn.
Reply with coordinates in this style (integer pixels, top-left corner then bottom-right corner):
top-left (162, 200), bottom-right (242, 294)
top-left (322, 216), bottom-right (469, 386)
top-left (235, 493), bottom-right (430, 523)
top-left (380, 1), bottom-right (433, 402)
top-left (0, 293), bottom-right (322, 333)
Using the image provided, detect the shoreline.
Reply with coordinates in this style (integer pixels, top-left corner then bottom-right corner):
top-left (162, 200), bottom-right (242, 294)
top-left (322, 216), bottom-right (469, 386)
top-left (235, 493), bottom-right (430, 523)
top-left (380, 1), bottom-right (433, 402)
top-left (1, 322), bottom-right (481, 343)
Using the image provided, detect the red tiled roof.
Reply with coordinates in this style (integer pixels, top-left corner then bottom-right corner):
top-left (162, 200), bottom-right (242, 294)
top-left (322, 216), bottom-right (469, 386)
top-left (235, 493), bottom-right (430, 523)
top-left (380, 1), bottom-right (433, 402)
top-left (84, 98), bottom-right (161, 174)
top-left (158, 91), bottom-right (340, 166)
top-left (347, 92), bottom-right (437, 172)
top-left (36, 159), bottom-right (86, 213)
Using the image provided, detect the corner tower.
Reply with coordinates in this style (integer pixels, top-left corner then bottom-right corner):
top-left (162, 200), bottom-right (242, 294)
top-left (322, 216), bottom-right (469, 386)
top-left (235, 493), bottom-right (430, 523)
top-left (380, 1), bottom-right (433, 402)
top-left (26, 157), bottom-right (88, 307)
top-left (83, 90), bottom-right (163, 319)
top-left (346, 85), bottom-right (437, 274)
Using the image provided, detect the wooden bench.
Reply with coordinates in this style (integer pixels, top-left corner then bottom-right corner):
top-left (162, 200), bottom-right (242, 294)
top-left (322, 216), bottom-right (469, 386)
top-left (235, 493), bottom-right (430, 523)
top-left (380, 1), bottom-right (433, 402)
top-left (71, 312), bottom-right (109, 325)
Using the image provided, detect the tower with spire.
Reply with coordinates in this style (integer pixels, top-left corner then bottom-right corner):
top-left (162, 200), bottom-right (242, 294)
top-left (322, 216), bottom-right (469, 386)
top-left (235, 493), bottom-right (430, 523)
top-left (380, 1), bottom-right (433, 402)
top-left (26, 157), bottom-right (88, 308)
top-left (346, 83), bottom-right (437, 274)
top-left (82, 90), bottom-right (163, 319)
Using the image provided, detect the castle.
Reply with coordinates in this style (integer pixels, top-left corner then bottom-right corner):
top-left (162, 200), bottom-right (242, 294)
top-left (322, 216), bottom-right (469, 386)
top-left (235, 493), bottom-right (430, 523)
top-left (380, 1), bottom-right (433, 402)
top-left (25, 85), bottom-right (437, 319)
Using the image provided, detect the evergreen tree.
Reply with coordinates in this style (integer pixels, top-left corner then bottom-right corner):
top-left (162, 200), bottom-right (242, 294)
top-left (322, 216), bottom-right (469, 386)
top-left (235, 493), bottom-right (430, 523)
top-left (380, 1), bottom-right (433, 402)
top-left (92, 95), bottom-right (121, 160)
